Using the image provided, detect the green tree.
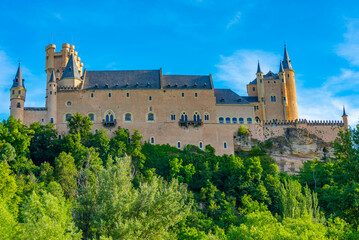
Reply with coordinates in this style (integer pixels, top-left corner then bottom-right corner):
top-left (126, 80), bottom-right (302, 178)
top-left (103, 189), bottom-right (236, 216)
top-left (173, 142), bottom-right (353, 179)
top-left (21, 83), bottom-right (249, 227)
top-left (67, 113), bottom-right (93, 139)
top-left (55, 152), bottom-right (78, 200)
top-left (0, 200), bottom-right (19, 239)
top-left (19, 191), bottom-right (82, 240)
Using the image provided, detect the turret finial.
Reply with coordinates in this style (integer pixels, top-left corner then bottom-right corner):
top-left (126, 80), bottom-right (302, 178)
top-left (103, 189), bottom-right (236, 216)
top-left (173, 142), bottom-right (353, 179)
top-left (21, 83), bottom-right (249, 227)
top-left (257, 60), bottom-right (262, 74)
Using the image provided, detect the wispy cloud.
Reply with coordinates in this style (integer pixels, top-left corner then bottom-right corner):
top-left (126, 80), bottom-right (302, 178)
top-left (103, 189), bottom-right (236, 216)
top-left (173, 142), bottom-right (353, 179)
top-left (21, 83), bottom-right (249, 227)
top-left (215, 50), bottom-right (280, 94)
top-left (336, 19), bottom-right (359, 66)
top-left (214, 49), bottom-right (359, 126)
top-left (226, 11), bottom-right (241, 29)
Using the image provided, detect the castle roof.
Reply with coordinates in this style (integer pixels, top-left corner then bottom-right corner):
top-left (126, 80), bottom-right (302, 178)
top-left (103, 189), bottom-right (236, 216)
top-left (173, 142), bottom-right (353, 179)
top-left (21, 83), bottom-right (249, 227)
top-left (282, 45), bottom-right (293, 70)
top-left (82, 70), bottom-right (213, 90)
top-left (249, 70), bottom-right (279, 84)
top-left (61, 54), bottom-right (81, 80)
top-left (279, 60), bottom-right (284, 73)
top-left (12, 64), bottom-right (25, 88)
top-left (49, 70), bottom-right (56, 83)
top-left (214, 89), bottom-right (256, 104)
top-left (257, 61), bottom-right (262, 73)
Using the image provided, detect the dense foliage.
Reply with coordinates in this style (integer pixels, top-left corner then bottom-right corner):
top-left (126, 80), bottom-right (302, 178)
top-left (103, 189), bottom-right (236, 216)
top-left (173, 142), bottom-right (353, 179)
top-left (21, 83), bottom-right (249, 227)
top-left (0, 114), bottom-right (358, 239)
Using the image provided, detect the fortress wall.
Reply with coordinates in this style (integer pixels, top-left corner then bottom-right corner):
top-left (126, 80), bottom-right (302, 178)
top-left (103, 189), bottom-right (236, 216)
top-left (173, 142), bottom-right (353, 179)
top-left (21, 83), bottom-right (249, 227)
top-left (23, 110), bottom-right (46, 125)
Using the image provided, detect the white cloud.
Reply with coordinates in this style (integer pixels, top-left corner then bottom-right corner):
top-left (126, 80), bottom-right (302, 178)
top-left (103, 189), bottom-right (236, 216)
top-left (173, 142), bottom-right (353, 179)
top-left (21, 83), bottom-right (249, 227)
top-left (336, 19), bottom-right (359, 66)
top-left (226, 12), bottom-right (241, 29)
top-left (0, 50), bottom-right (16, 120)
top-left (214, 49), bottom-right (280, 94)
top-left (214, 49), bottom-right (359, 127)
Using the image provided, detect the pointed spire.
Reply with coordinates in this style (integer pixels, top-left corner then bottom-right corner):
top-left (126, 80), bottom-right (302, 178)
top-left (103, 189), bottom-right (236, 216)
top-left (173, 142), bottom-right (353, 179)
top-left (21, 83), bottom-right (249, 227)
top-left (279, 60), bottom-right (284, 73)
top-left (282, 44), bottom-right (293, 70)
top-left (342, 106), bottom-right (348, 117)
top-left (257, 61), bottom-right (262, 74)
top-left (60, 54), bottom-right (81, 80)
top-left (49, 70), bottom-right (56, 83)
top-left (12, 64), bottom-right (25, 88)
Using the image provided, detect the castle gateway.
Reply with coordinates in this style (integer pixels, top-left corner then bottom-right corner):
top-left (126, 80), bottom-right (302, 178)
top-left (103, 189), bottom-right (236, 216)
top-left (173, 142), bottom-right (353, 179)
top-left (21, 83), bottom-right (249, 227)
top-left (10, 44), bottom-right (347, 155)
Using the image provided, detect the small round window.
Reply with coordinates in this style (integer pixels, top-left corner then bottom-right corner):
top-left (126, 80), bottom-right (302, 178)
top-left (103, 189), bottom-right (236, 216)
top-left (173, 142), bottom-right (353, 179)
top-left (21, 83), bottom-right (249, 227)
top-left (67, 101), bottom-right (72, 106)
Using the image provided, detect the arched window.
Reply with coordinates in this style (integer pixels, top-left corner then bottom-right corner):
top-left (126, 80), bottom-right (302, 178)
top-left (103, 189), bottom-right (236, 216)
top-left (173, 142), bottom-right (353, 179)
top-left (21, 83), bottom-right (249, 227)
top-left (181, 112), bottom-right (188, 122)
top-left (50, 118), bottom-right (54, 123)
top-left (232, 118), bottom-right (237, 124)
top-left (125, 113), bottom-right (132, 121)
top-left (91, 93), bottom-right (94, 98)
top-left (50, 91), bottom-right (52, 95)
top-left (88, 113), bottom-right (95, 122)
top-left (255, 117), bottom-right (260, 122)
top-left (170, 114), bottom-right (176, 121)
top-left (150, 137), bottom-right (155, 144)
top-left (149, 96), bottom-right (152, 101)
top-left (219, 117), bottom-right (224, 124)
top-left (147, 113), bottom-right (154, 121)
top-left (65, 113), bottom-right (72, 122)
top-left (239, 118), bottom-right (244, 124)
top-left (252, 87), bottom-right (255, 91)
top-left (247, 118), bottom-right (252, 124)
top-left (225, 117), bottom-right (231, 124)
top-left (18, 90), bottom-right (21, 94)
top-left (204, 113), bottom-right (209, 121)
top-left (199, 142), bottom-right (203, 149)
top-left (105, 111), bottom-right (115, 123)
top-left (108, 93), bottom-right (112, 98)
top-left (224, 142), bottom-right (227, 149)
top-left (177, 141), bottom-right (181, 149)
top-left (193, 112), bottom-right (200, 122)
top-left (16, 102), bottom-right (21, 108)
top-left (271, 96), bottom-right (276, 102)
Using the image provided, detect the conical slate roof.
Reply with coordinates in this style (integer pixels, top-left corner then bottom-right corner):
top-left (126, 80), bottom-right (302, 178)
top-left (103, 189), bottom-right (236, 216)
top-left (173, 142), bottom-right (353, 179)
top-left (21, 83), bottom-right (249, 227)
top-left (342, 106), bottom-right (348, 117)
top-left (282, 45), bottom-right (293, 70)
top-left (279, 60), bottom-right (284, 73)
top-left (61, 54), bottom-right (81, 80)
top-left (49, 70), bottom-right (56, 83)
top-left (12, 64), bottom-right (25, 88)
top-left (257, 61), bottom-right (262, 73)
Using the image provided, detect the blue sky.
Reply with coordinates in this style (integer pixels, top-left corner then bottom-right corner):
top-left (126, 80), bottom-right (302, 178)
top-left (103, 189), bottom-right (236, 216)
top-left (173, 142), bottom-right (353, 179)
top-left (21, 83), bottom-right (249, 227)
top-left (0, 0), bottom-right (359, 125)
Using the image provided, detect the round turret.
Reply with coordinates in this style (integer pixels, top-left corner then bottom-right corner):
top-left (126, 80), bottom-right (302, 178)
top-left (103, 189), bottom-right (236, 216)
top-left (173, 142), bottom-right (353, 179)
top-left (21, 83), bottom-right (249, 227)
top-left (10, 65), bottom-right (26, 122)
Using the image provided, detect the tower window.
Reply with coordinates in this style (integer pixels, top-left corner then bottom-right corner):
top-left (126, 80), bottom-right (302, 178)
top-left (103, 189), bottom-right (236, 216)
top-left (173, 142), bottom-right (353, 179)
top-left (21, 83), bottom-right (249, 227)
top-left (149, 107), bottom-right (152, 112)
top-left (12, 90), bottom-right (14, 95)
top-left (149, 96), bottom-right (152, 101)
top-left (16, 103), bottom-right (21, 108)
top-left (147, 113), bottom-right (154, 121)
top-left (125, 113), bottom-right (132, 121)
top-left (282, 79), bottom-right (284, 83)
top-left (67, 101), bottom-right (72, 106)
top-left (268, 81), bottom-right (270, 84)
top-left (260, 79), bottom-right (262, 83)
top-left (88, 113), bottom-right (95, 122)
top-left (126, 92), bottom-right (130, 98)
top-left (108, 93), bottom-right (112, 98)
top-left (195, 93), bottom-right (198, 98)
top-left (182, 93), bottom-right (184, 97)
top-left (219, 117), bottom-right (224, 124)
top-left (223, 142), bottom-right (227, 149)
top-left (18, 90), bottom-right (21, 94)
top-left (232, 118), bottom-right (237, 124)
top-left (150, 137), bottom-right (155, 144)
top-left (239, 118), bottom-right (244, 124)
top-left (171, 114), bottom-right (176, 121)
top-left (247, 118), bottom-right (253, 124)
top-left (226, 117), bottom-right (231, 124)
top-left (288, 74), bottom-right (290, 78)
top-left (283, 97), bottom-right (286, 102)
top-left (50, 91), bottom-right (52, 95)
top-left (274, 81), bottom-right (276, 84)
top-left (91, 93), bottom-right (94, 98)
top-left (252, 87), bottom-right (255, 91)
top-left (261, 97), bottom-right (264, 102)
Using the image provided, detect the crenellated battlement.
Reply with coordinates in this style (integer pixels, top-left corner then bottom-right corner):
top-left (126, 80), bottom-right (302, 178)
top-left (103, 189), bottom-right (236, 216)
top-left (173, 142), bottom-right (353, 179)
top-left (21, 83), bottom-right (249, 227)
top-left (259, 119), bottom-right (344, 127)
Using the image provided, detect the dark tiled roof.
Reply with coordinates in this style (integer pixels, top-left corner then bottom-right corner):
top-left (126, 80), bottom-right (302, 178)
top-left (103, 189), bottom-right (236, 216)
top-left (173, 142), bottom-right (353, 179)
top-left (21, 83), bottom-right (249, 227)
top-left (24, 107), bottom-right (47, 111)
top-left (279, 60), bottom-right (284, 73)
top-left (12, 65), bottom-right (25, 88)
top-left (263, 71), bottom-right (279, 79)
top-left (282, 45), bottom-right (293, 70)
top-left (61, 54), bottom-right (81, 80)
top-left (242, 96), bottom-right (258, 102)
top-left (49, 71), bottom-right (56, 83)
top-left (249, 79), bottom-right (257, 84)
top-left (162, 75), bottom-right (212, 89)
top-left (83, 70), bottom-right (161, 90)
top-left (214, 89), bottom-right (252, 104)
top-left (257, 61), bottom-right (262, 73)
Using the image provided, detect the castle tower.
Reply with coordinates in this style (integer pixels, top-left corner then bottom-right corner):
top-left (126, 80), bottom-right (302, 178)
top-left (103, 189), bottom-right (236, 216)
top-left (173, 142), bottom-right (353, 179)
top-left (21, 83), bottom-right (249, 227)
top-left (57, 54), bottom-right (82, 88)
top-left (256, 61), bottom-right (266, 121)
top-left (10, 64), bottom-right (26, 122)
top-left (282, 45), bottom-right (298, 121)
top-left (278, 60), bottom-right (288, 120)
top-left (342, 106), bottom-right (349, 130)
top-left (46, 71), bottom-right (57, 125)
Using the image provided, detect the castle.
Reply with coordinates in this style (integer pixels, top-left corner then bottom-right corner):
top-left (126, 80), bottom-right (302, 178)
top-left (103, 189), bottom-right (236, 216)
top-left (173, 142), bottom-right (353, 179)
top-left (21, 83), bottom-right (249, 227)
top-left (10, 43), bottom-right (349, 155)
